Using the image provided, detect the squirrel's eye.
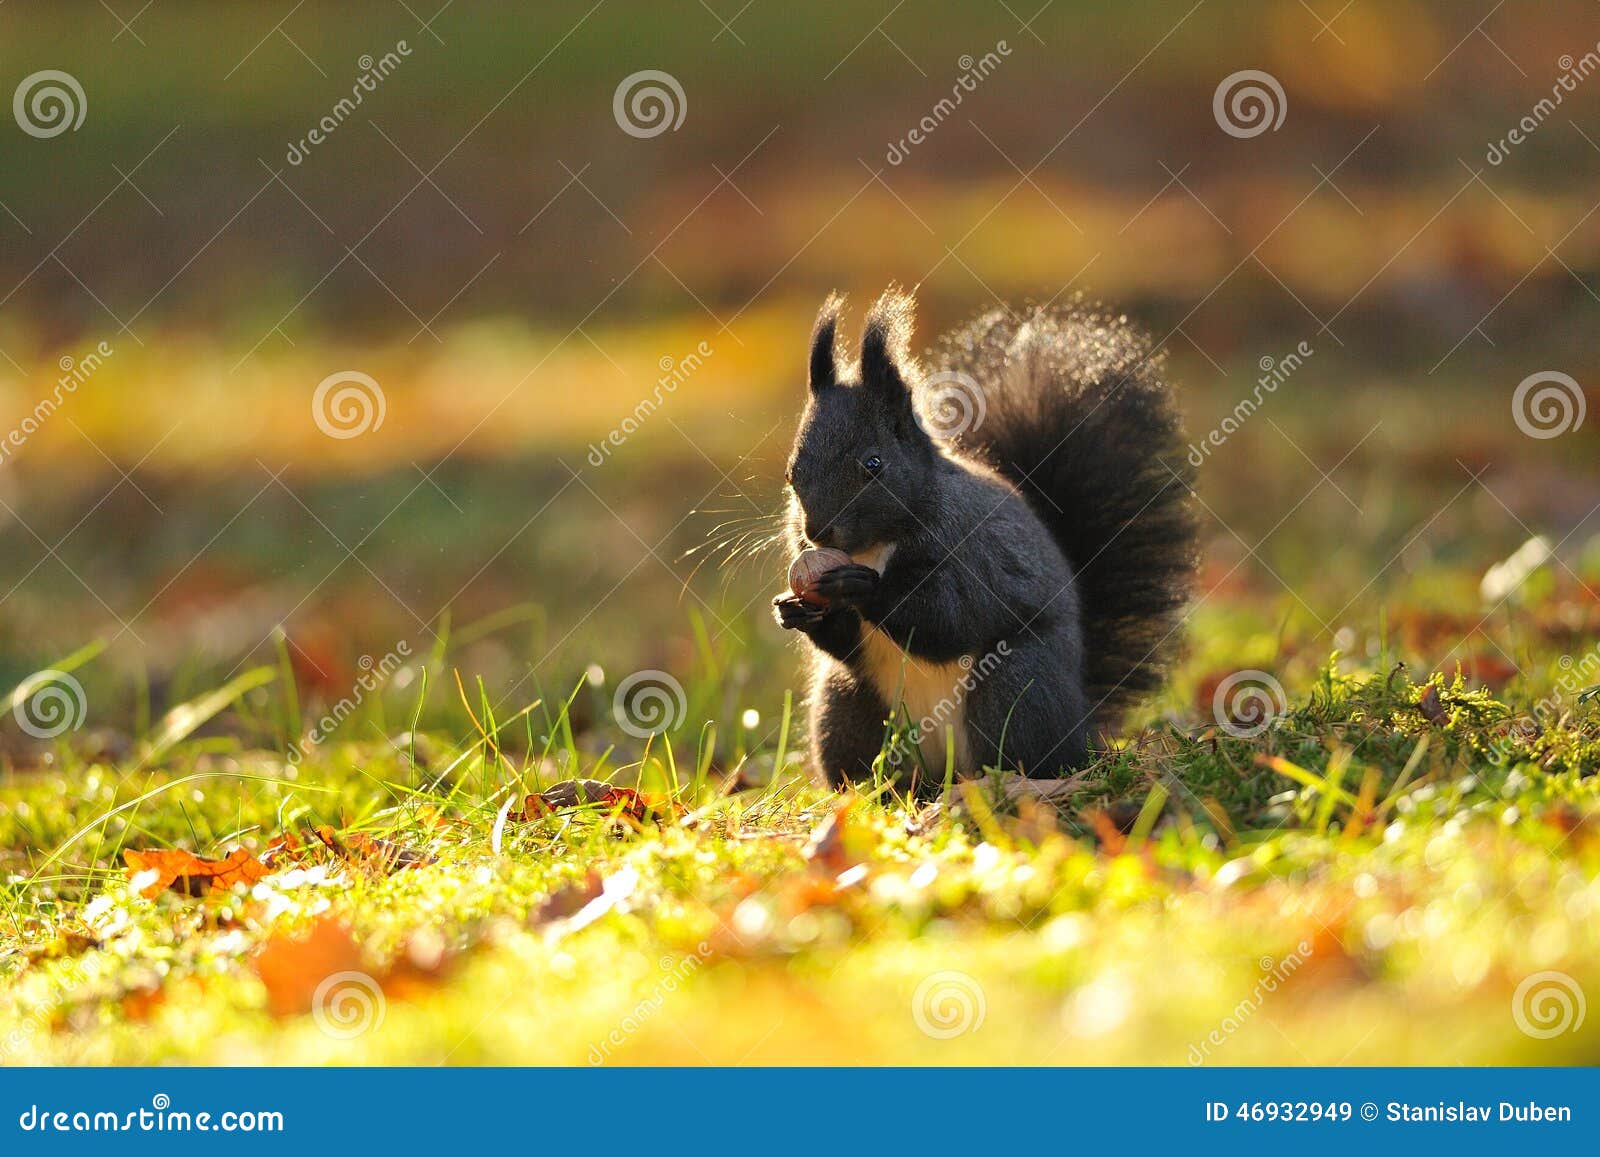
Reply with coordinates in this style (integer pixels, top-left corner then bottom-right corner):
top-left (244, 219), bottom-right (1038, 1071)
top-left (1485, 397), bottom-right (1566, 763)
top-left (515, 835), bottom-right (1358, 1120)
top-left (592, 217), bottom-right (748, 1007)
top-left (862, 455), bottom-right (883, 474)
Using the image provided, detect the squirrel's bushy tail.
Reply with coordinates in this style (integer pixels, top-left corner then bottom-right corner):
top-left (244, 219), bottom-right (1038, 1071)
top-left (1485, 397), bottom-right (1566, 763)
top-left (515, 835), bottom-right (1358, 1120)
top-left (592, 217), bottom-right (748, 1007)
top-left (931, 302), bottom-right (1199, 730)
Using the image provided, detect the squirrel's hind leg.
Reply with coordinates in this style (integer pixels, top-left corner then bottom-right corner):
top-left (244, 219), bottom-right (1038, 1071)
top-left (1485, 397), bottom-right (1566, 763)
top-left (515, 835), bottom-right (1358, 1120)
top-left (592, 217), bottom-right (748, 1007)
top-left (808, 662), bottom-right (889, 788)
top-left (963, 632), bottom-right (1089, 777)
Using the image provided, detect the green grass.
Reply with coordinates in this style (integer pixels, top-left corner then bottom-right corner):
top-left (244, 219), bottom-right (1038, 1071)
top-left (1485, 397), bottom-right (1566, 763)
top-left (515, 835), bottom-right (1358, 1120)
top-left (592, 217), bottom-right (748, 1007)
top-left (4, 612), bottom-right (1600, 1065)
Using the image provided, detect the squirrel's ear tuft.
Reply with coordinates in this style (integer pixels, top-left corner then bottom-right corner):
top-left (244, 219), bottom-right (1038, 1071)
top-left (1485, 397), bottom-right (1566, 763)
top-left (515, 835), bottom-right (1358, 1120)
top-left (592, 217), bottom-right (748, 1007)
top-left (809, 293), bottom-right (844, 392)
top-left (859, 286), bottom-right (918, 405)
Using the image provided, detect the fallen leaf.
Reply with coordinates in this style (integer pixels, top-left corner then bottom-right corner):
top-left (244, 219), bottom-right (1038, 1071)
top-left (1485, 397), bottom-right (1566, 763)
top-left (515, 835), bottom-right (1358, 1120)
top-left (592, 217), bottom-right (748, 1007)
top-left (524, 779), bottom-right (614, 815)
top-left (255, 917), bottom-right (465, 1019)
top-left (21, 926), bottom-right (102, 961)
top-left (312, 825), bottom-right (434, 872)
top-left (517, 779), bottom-right (685, 827)
top-left (531, 870), bottom-right (605, 924)
top-left (123, 847), bottom-right (269, 899)
top-left (1416, 684), bottom-right (1448, 725)
top-left (119, 986), bottom-right (167, 1023)
top-left (803, 798), bottom-right (868, 874)
top-left (258, 830), bottom-right (305, 869)
top-left (544, 866), bottom-right (640, 940)
top-left (605, 787), bottom-right (687, 827)
top-left (253, 918), bottom-right (365, 1017)
top-left (1081, 808), bottom-right (1127, 855)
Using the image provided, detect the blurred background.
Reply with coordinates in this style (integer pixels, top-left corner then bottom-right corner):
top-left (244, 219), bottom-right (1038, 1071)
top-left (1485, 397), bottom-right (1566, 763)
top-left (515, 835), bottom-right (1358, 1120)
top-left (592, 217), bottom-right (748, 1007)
top-left (2, 0), bottom-right (1598, 750)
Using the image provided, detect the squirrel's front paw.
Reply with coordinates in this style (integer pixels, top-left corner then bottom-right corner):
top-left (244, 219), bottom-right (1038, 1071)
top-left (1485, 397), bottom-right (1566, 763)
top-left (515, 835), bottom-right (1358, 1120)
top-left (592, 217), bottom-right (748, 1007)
top-left (808, 562), bottom-right (880, 606)
top-left (773, 593), bottom-right (828, 630)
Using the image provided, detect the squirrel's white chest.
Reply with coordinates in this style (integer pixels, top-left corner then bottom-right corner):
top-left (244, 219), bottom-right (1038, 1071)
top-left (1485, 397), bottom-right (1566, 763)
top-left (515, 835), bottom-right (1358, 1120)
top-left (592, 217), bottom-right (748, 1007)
top-left (857, 628), bottom-right (974, 773)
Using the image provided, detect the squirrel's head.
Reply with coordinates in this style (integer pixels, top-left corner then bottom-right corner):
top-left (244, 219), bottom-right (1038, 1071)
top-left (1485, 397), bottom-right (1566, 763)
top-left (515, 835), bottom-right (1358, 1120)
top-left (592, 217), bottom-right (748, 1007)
top-left (785, 289), bottom-right (939, 556)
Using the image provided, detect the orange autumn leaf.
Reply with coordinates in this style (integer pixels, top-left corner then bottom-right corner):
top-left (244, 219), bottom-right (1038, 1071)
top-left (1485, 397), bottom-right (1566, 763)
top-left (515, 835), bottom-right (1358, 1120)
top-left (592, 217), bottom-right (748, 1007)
top-left (253, 918), bottom-right (365, 1018)
top-left (259, 830), bottom-right (305, 869)
top-left (123, 847), bottom-right (269, 899)
top-left (254, 917), bottom-right (458, 1018)
top-left (120, 986), bottom-right (167, 1023)
top-left (803, 798), bottom-right (868, 875)
top-left (1081, 808), bottom-right (1128, 855)
top-left (605, 787), bottom-right (687, 827)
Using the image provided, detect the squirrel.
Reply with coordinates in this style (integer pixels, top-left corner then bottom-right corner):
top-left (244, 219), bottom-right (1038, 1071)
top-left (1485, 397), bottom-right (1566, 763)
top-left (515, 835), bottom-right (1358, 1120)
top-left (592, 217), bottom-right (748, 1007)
top-left (772, 288), bottom-right (1198, 791)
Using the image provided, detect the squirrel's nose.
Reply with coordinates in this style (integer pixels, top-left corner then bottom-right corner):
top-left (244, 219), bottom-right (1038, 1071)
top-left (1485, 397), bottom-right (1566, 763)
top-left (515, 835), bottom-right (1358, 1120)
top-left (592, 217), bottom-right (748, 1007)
top-left (806, 522), bottom-right (837, 548)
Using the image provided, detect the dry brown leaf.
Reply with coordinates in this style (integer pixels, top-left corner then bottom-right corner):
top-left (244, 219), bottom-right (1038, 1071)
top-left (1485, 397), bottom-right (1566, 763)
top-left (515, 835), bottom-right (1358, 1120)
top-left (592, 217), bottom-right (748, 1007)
top-left (531, 870), bottom-right (605, 924)
top-left (516, 779), bottom-right (685, 827)
top-left (1416, 683), bottom-right (1448, 725)
top-left (312, 824), bottom-right (434, 872)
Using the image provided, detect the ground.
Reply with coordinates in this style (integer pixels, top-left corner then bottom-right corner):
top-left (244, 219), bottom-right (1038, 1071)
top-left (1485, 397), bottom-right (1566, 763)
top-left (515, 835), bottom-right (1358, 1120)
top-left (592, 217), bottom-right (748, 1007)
top-left (4, 599), bottom-right (1599, 1064)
